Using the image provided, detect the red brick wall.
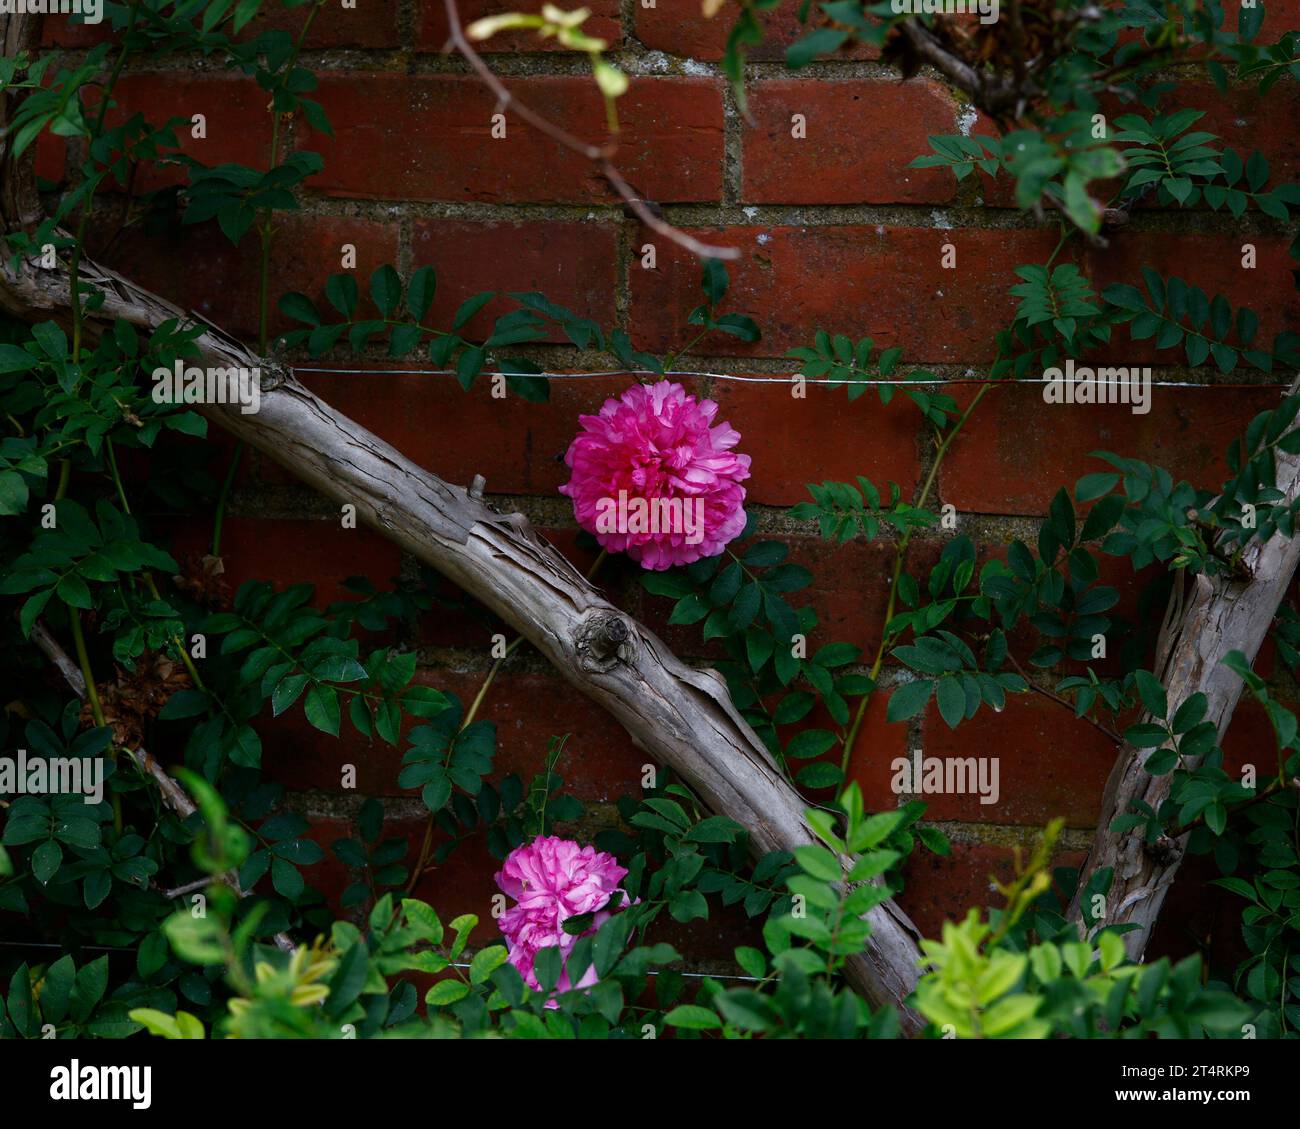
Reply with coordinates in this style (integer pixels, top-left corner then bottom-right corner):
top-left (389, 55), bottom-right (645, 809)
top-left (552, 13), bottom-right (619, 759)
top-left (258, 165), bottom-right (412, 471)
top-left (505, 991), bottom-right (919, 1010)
top-left (44, 1), bottom-right (1300, 970)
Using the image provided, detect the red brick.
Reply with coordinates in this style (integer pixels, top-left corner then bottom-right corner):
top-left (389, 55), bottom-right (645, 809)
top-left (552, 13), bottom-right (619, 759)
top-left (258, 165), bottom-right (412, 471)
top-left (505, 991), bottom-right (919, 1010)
top-left (743, 79), bottom-right (960, 205)
top-left (710, 378), bottom-right (920, 506)
top-left (940, 383), bottom-right (1282, 516)
top-left (167, 515), bottom-right (404, 608)
top-left (410, 219), bottom-right (618, 341)
top-left (294, 369), bottom-right (628, 494)
top-left (841, 692), bottom-right (909, 811)
top-left (1221, 690), bottom-right (1300, 778)
top-left (40, 4), bottom-right (397, 47)
top-left (416, 0), bottom-right (622, 52)
top-left (1266, 0), bottom-right (1300, 30)
top-left (260, 667), bottom-right (644, 801)
top-left (1084, 233), bottom-right (1297, 355)
top-left (1174, 81), bottom-right (1300, 188)
top-left (630, 225), bottom-right (1059, 362)
top-left (34, 131), bottom-right (67, 185)
top-left (916, 693), bottom-right (1119, 827)
top-left (635, 2), bottom-right (876, 62)
top-left (103, 74), bottom-right (274, 192)
top-left (405, 825), bottom-right (501, 925)
top-left (247, 3), bottom-right (400, 48)
top-left (896, 842), bottom-right (1018, 939)
top-left (40, 13), bottom-right (112, 47)
top-left (98, 213), bottom-right (398, 342)
top-left (304, 74), bottom-right (724, 204)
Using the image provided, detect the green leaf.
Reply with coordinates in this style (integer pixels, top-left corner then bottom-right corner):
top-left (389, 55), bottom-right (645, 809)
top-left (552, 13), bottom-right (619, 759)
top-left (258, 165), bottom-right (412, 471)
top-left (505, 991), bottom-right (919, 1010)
top-left (793, 844), bottom-right (841, 882)
top-left (425, 979), bottom-right (470, 1006)
top-left (304, 684), bottom-right (340, 736)
top-left (785, 729), bottom-right (836, 760)
top-left (452, 291), bottom-right (494, 331)
top-left (664, 1004), bottom-right (722, 1029)
top-left (935, 677), bottom-right (966, 729)
top-left (406, 265), bottom-right (437, 321)
top-left (795, 761), bottom-right (843, 790)
top-left (887, 679), bottom-right (932, 723)
top-left (370, 265), bottom-right (402, 316)
top-left (1133, 670), bottom-right (1168, 720)
top-left (31, 839), bottom-right (62, 884)
top-left (278, 292), bottom-right (320, 325)
top-left (469, 945), bottom-right (508, 985)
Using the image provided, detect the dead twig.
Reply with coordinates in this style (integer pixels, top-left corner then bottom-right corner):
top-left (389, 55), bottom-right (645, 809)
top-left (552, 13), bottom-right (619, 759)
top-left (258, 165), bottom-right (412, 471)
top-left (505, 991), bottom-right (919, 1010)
top-left (440, 0), bottom-right (739, 261)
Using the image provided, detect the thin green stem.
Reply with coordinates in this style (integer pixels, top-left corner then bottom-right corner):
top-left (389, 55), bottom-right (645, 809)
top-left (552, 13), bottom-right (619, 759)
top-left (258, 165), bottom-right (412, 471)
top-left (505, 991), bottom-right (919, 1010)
top-left (105, 439), bottom-right (129, 513)
top-left (404, 548), bottom-right (609, 895)
top-left (211, 443), bottom-right (242, 556)
top-left (840, 383), bottom-right (992, 775)
top-left (54, 459), bottom-right (71, 501)
top-left (69, 1), bottom-right (139, 362)
top-left (69, 608), bottom-right (121, 833)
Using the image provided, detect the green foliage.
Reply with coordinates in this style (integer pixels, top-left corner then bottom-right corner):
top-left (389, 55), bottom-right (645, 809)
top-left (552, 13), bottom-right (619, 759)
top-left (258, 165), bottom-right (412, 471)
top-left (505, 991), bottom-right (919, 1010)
top-left (788, 332), bottom-right (955, 423)
top-left (916, 820), bottom-right (1251, 1038)
top-left (1104, 268), bottom-right (1299, 372)
top-left (791, 477), bottom-right (936, 542)
top-left (3, 0), bottom-right (1298, 1044)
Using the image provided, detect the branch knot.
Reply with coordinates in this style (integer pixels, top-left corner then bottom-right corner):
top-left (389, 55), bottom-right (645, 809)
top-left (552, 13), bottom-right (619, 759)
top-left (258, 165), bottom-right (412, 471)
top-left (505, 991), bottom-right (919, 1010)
top-left (575, 612), bottom-right (633, 671)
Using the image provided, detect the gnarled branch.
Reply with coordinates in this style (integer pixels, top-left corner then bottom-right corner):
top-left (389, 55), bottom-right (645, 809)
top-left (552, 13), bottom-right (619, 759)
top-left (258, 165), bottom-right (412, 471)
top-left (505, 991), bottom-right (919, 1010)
top-left (0, 11), bottom-right (925, 1028)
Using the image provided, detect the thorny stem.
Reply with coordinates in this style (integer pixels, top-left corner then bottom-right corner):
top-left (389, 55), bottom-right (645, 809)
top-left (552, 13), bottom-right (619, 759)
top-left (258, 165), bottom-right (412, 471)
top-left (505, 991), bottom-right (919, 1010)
top-left (441, 0), bottom-right (737, 261)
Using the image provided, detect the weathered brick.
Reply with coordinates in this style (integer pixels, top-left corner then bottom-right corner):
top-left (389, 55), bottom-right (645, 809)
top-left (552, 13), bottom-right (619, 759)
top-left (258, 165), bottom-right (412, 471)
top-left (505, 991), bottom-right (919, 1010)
top-left (305, 74), bottom-right (724, 203)
top-left (40, 4), bottom-right (397, 48)
top-left (416, 0), bottom-right (622, 52)
top-left (635, 1), bottom-right (876, 62)
top-left (743, 78), bottom-right (960, 205)
top-left (940, 383), bottom-right (1282, 516)
top-left (98, 213), bottom-right (398, 341)
top-left (410, 219), bottom-right (618, 341)
top-left (917, 692), bottom-right (1118, 827)
top-left (709, 378), bottom-right (921, 506)
top-left (166, 514), bottom-right (405, 608)
top-left (103, 74), bottom-right (274, 192)
top-left (293, 369), bottom-right (629, 494)
top-left (897, 842), bottom-right (1041, 939)
top-left (630, 224), bottom-right (1059, 361)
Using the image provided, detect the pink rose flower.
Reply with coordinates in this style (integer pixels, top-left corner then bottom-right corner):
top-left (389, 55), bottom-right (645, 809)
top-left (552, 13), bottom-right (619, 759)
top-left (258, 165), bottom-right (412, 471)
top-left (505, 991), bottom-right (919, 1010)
top-left (559, 381), bottom-right (751, 570)
top-left (494, 835), bottom-right (630, 1003)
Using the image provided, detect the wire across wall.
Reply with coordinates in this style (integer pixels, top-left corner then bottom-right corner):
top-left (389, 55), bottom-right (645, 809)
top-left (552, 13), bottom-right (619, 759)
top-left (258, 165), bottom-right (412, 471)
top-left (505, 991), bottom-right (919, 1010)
top-left (292, 366), bottom-right (1299, 391)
